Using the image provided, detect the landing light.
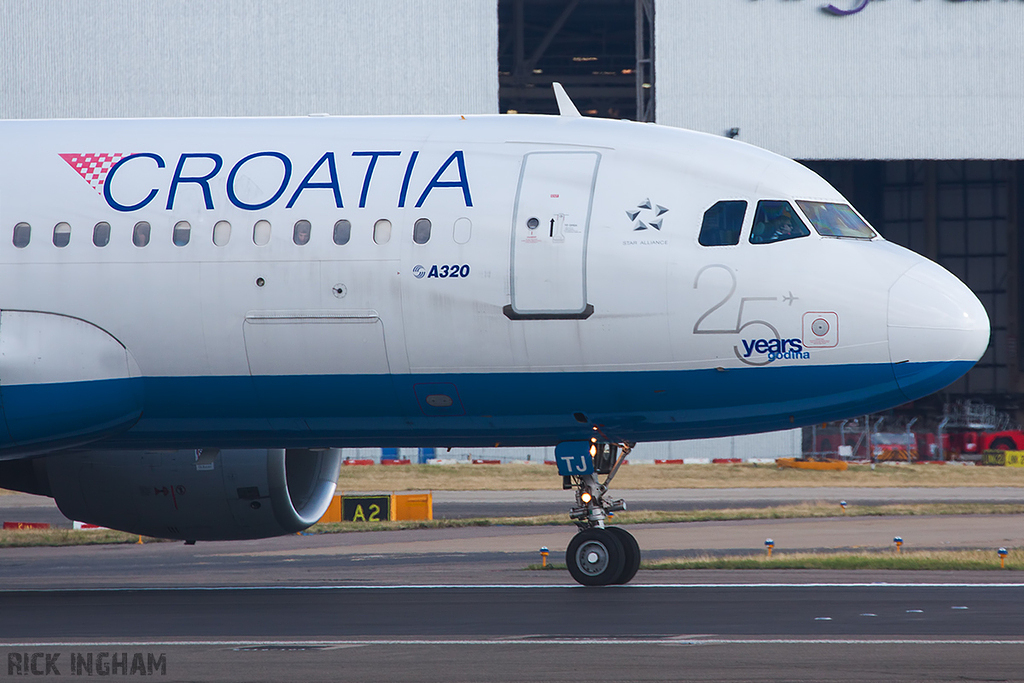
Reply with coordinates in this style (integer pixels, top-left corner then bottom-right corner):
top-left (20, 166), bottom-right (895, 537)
top-left (581, 492), bottom-right (593, 504)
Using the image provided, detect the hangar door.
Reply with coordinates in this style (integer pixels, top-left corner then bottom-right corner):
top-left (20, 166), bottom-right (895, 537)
top-left (506, 151), bottom-right (599, 319)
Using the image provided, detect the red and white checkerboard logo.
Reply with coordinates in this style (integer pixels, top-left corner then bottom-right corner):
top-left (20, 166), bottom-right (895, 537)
top-left (59, 153), bottom-right (129, 195)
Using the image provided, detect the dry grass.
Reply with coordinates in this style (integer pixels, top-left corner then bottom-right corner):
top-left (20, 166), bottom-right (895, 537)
top-left (530, 548), bottom-right (1024, 572)
top-left (6, 463), bottom-right (1023, 500)
top-left (0, 528), bottom-right (166, 548)
top-left (641, 548), bottom-right (1024, 571)
top-left (336, 462), bottom-right (1024, 491)
top-left (307, 502), bottom-right (1024, 534)
top-left (606, 502), bottom-right (1024, 523)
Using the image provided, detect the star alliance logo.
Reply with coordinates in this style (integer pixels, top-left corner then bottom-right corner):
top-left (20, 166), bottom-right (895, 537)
top-left (626, 198), bottom-right (668, 231)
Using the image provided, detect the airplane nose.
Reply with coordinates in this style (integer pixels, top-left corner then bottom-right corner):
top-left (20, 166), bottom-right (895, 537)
top-left (888, 260), bottom-right (990, 401)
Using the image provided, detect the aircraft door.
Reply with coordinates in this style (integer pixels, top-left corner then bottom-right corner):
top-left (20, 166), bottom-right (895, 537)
top-left (506, 151), bottom-right (599, 319)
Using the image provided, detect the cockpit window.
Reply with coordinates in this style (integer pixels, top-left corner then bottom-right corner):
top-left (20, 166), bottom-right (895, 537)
top-left (797, 201), bottom-right (876, 239)
top-left (698, 201), bottom-right (746, 246)
top-left (749, 200), bottom-right (810, 244)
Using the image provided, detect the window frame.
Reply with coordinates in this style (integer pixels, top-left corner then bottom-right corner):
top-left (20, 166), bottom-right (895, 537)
top-left (373, 218), bottom-right (392, 245)
top-left (93, 221), bottom-right (111, 247)
top-left (253, 220), bottom-right (271, 246)
top-left (12, 222), bottom-right (31, 249)
top-left (172, 220), bottom-right (191, 247)
top-left (132, 221), bottom-right (151, 248)
top-left (412, 218), bottom-right (431, 245)
top-left (52, 222), bottom-right (71, 248)
top-left (748, 200), bottom-right (811, 245)
top-left (213, 220), bottom-right (232, 247)
top-left (333, 219), bottom-right (351, 246)
top-left (697, 200), bottom-right (747, 247)
top-left (293, 219), bottom-right (312, 246)
top-left (795, 200), bottom-right (877, 240)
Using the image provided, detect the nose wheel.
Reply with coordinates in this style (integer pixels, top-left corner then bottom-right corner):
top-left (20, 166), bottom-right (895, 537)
top-left (607, 526), bottom-right (641, 584)
top-left (566, 526), bottom-right (641, 586)
top-left (562, 441), bottom-right (641, 586)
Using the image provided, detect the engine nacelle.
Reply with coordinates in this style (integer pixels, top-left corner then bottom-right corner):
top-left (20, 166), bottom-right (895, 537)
top-left (0, 448), bottom-right (341, 541)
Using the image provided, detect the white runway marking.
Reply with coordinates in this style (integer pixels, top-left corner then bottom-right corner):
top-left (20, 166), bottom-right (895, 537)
top-left (2, 582), bottom-right (1023, 592)
top-left (2, 639), bottom-right (1024, 648)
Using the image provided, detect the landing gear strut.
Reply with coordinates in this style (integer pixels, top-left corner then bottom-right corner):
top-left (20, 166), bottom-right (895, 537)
top-left (562, 441), bottom-right (640, 586)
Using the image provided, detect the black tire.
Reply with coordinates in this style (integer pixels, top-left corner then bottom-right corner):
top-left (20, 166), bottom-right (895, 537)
top-left (606, 527), bottom-right (641, 585)
top-left (566, 528), bottom-right (626, 586)
top-left (990, 437), bottom-right (1017, 451)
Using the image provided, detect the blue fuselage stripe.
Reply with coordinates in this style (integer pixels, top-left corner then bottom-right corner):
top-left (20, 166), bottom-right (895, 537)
top-left (0, 360), bottom-right (965, 449)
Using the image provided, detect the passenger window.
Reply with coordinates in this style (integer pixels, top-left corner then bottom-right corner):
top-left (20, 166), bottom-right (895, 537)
top-left (453, 217), bottom-right (471, 244)
top-left (373, 219), bottom-right (392, 245)
top-left (53, 222), bottom-right (71, 248)
top-left (12, 222), bottom-right (30, 248)
top-left (93, 222), bottom-right (111, 247)
top-left (749, 200), bottom-right (810, 244)
top-left (293, 220), bottom-right (311, 245)
top-left (132, 221), bottom-right (151, 247)
top-left (698, 201), bottom-right (746, 246)
top-left (172, 221), bottom-right (191, 246)
top-left (333, 219), bottom-right (351, 245)
top-left (213, 220), bottom-right (231, 246)
top-left (413, 218), bottom-right (431, 245)
top-left (253, 220), bottom-right (271, 246)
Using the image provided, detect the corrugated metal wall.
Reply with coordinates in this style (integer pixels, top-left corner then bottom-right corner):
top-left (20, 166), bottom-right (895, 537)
top-left (0, 0), bottom-right (497, 119)
top-left (656, 0), bottom-right (1024, 160)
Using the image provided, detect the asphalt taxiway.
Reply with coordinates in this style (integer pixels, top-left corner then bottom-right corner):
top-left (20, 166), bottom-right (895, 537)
top-left (0, 513), bottom-right (1022, 589)
top-left (2, 492), bottom-right (1023, 681)
top-left (2, 584), bottom-right (1024, 682)
top-left (3, 486), bottom-right (1022, 526)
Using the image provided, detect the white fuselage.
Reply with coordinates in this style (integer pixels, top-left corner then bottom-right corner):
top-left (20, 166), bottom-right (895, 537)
top-left (0, 114), bottom-right (989, 454)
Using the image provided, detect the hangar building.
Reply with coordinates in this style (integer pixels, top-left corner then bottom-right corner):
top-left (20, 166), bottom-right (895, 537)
top-left (656, 1), bottom-right (1024, 417)
top-left (501, 0), bottom-right (1024, 420)
top-left (3, 0), bottom-right (1022, 431)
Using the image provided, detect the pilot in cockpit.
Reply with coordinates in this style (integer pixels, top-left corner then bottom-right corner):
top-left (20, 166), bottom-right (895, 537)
top-left (750, 202), bottom-right (808, 244)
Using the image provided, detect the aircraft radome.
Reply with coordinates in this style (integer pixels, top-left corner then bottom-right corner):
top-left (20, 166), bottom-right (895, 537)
top-left (0, 85), bottom-right (988, 585)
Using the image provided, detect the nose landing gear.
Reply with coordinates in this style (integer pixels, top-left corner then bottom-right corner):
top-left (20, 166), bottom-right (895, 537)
top-left (561, 441), bottom-right (640, 586)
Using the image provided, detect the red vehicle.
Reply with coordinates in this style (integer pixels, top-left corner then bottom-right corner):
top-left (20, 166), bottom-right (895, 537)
top-left (930, 430), bottom-right (1024, 459)
top-left (812, 430), bottom-right (914, 460)
top-left (814, 428), bottom-right (1024, 461)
